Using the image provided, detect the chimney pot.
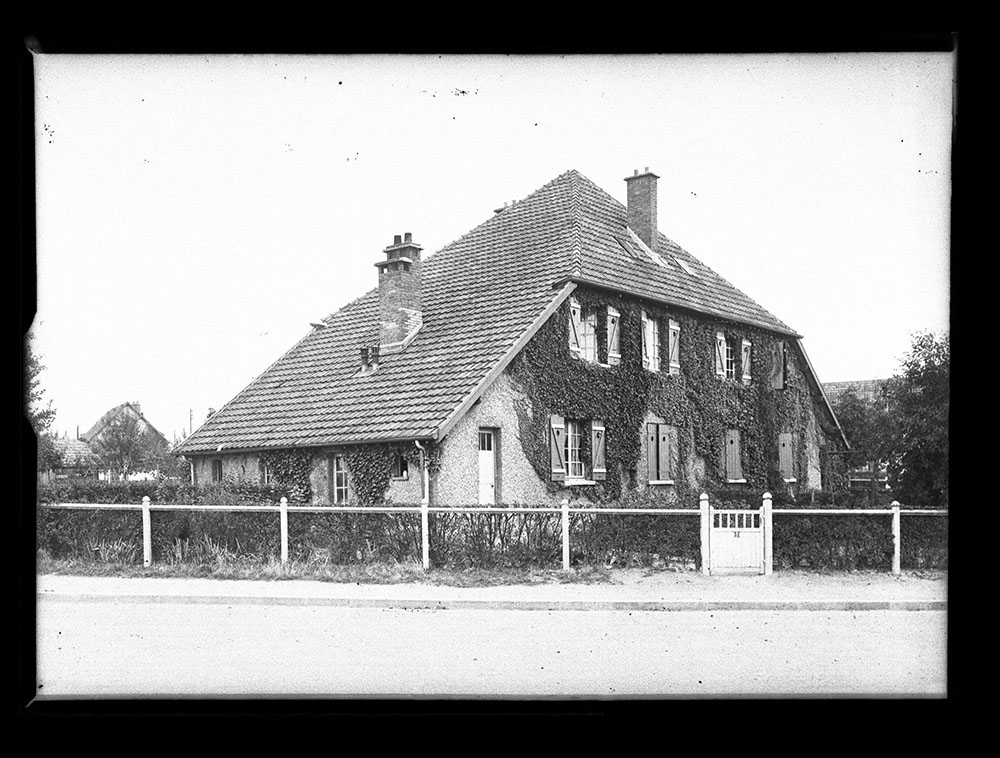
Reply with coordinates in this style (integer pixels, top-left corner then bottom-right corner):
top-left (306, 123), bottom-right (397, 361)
top-left (404, 232), bottom-right (412, 243)
top-left (370, 345), bottom-right (380, 368)
top-left (393, 234), bottom-right (402, 245)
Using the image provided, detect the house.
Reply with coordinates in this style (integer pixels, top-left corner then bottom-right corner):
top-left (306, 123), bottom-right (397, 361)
top-left (822, 379), bottom-right (894, 490)
top-left (174, 168), bottom-right (847, 505)
top-left (81, 402), bottom-right (171, 481)
top-left (38, 433), bottom-right (100, 484)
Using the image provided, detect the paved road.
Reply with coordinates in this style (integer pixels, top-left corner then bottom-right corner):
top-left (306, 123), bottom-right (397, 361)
top-left (35, 597), bottom-right (946, 697)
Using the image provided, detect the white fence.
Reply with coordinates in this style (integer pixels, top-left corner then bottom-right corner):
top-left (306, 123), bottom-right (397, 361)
top-left (40, 493), bottom-right (947, 574)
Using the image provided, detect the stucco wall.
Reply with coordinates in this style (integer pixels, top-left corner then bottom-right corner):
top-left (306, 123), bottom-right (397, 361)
top-left (192, 451), bottom-right (265, 486)
top-left (433, 372), bottom-right (552, 506)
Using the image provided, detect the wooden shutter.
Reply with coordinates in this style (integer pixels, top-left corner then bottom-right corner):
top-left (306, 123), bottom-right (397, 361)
top-left (568, 300), bottom-right (581, 354)
top-left (607, 308), bottom-right (621, 364)
top-left (641, 312), bottom-right (651, 369)
top-left (725, 429), bottom-right (743, 480)
top-left (715, 332), bottom-right (727, 377)
top-left (769, 342), bottom-right (784, 388)
top-left (646, 423), bottom-right (658, 480)
top-left (657, 424), bottom-right (673, 481)
top-left (549, 415), bottom-right (566, 481)
top-left (741, 339), bottom-right (753, 385)
top-left (778, 432), bottom-right (794, 479)
top-left (650, 318), bottom-right (660, 372)
top-left (668, 319), bottom-right (680, 375)
top-left (591, 420), bottom-right (607, 480)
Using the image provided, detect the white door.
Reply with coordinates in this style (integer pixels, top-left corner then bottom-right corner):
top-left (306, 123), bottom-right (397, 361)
top-left (478, 429), bottom-right (496, 505)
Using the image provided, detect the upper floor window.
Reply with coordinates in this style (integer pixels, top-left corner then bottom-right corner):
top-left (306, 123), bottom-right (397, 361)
top-left (667, 319), bottom-right (680, 375)
top-left (725, 338), bottom-right (737, 380)
top-left (569, 298), bottom-right (597, 362)
top-left (770, 341), bottom-right (787, 389)
top-left (607, 307), bottom-right (621, 366)
top-left (642, 311), bottom-right (660, 372)
top-left (741, 339), bottom-right (753, 385)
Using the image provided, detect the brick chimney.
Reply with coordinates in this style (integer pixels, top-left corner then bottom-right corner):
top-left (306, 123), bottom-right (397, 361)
top-left (624, 167), bottom-right (660, 249)
top-left (375, 232), bottom-right (423, 353)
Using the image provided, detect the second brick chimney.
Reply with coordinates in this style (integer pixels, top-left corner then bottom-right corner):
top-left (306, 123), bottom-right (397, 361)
top-left (624, 167), bottom-right (659, 249)
top-left (375, 232), bottom-right (423, 353)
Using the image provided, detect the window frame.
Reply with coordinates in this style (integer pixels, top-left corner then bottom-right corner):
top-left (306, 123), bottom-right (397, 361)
top-left (211, 458), bottom-right (223, 483)
top-left (642, 310), bottom-right (661, 373)
top-left (391, 454), bottom-right (409, 480)
top-left (725, 337), bottom-right (737, 380)
top-left (564, 419), bottom-right (585, 480)
top-left (330, 454), bottom-right (350, 504)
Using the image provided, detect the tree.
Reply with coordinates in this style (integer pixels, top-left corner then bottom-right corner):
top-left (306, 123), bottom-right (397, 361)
top-left (887, 331), bottom-right (949, 507)
top-left (25, 335), bottom-right (60, 471)
top-left (91, 414), bottom-right (166, 479)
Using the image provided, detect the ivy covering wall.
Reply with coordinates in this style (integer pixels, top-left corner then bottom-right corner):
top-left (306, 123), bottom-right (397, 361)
top-left (506, 287), bottom-right (844, 504)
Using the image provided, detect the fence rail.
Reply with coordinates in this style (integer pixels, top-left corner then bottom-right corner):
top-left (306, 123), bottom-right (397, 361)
top-left (40, 494), bottom-right (946, 575)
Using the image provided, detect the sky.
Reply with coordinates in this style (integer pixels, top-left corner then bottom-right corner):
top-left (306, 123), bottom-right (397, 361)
top-left (28, 52), bottom-right (953, 445)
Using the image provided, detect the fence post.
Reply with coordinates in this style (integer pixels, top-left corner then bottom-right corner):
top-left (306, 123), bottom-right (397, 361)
top-left (561, 498), bottom-right (570, 571)
top-left (891, 501), bottom-right (901, 575)
top-left (141, 496), bottom-right (152, 567)
top-left (762, 492), bottom-right (773, 576)
top-left (279, 497), bottom-right (288, 567)
top-left (699, 492), bottom-right (710, 575)
top-left (421, 496), bottom-right (430, 570)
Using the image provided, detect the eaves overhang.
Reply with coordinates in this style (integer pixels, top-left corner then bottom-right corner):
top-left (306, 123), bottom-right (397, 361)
top-left (553, 275), bottom-right (804, 340)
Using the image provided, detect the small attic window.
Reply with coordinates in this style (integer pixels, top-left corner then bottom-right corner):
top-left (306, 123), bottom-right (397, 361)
top-left (674, 257), bottom-right (697, 277)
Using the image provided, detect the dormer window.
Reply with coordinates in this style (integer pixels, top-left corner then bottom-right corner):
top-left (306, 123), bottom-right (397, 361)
top-left (569, 298), bottom-right (597, 362)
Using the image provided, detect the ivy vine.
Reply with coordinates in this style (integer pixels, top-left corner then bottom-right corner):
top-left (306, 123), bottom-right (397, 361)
top-left (507, 288), bottom-right (845, 504)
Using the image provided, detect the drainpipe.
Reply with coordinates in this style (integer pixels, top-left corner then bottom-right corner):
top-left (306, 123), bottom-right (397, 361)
top-left (414, 440), bottom-right (431, 570)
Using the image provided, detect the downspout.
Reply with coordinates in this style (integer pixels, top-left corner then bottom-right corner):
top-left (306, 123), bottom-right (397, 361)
top-left (414, 440), bottom-right (431, 570)
top-left (413, 440), bottom-right (430, 505)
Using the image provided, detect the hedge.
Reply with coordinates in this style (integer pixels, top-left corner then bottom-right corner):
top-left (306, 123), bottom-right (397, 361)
top-left (35, 481), bottom-right (946, 570)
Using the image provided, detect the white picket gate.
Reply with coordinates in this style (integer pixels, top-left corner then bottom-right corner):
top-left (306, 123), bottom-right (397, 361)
top-left (708, 506), bottom-right (765, 574)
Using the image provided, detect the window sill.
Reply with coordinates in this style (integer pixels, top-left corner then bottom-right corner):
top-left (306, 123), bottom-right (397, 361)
top-left (564, 479), bottom-right (598, 486)
top-left (725, 479), bottom-right (747, 484)
top-left (782, 478), bottom-right (797, 483)
top-left (648, 480), bottom-right (675, 486)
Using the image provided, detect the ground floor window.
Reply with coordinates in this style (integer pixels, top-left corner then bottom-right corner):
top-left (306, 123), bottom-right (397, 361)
top-left (330, 454), bottom-right (349, 503)
top-left (211, 459), bottom-right (223, 483)
top-left (564, 420), bottom-right (585, 479)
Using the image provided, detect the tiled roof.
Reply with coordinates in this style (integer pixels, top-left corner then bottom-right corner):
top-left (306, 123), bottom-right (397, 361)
top-left (175, 169), bottom-right (801, 455)
top-left (823, 379), bottom-right (894, 405)
top-left (81, 402), bottom-right (168, 445)
top-left (53, 437), bottom-right (99, 467)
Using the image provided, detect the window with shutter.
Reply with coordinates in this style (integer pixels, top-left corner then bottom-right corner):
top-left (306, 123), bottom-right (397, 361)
top-left (646, 423), bottom-right (678, 483)
top-left (778, 432), bottom-right (796, 481)
top-left (715, 332), bottom-right (727, 378)
top-left (330, 455), bottom-right (350, 503)
top-left (568, 299), bottom-right (582, 356)
top-left (724, 429), bottom-right (744, 481)
top-left (591, 420), bottom-right (607, 480)
top-left (770, 341), bottom-right (785, 389)
top-left (564, 420), bottom-right (585, 479)
top-left (549, 415), bottom-right (566, 481)
top-left (607, 308), bottom-right (621, 365)
top-left (581, 310), bottom-right (597, 362)
top-left (642, 311), bottom-right (660, 372)
top-left (741, 339), bottom-right (753, 385)
top-left (668, 319), bottom-right (680, 375)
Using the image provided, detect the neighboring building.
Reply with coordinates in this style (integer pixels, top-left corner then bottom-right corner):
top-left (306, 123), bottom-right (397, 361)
top-left (174, 168), bottom-right (847, 505)
top-left (823, 379), bottom-right (894, 490)
top-left (82, 402), bottom-right (171, 481)
top-left (38, 433), bottom-right (100, 484)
